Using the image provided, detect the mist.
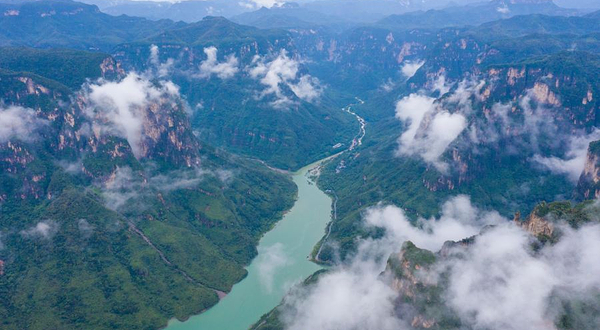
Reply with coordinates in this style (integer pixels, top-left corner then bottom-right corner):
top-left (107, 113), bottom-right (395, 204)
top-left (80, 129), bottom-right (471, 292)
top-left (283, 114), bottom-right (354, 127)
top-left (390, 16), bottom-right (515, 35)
top-left (278, 197), bottom-right (600, 330)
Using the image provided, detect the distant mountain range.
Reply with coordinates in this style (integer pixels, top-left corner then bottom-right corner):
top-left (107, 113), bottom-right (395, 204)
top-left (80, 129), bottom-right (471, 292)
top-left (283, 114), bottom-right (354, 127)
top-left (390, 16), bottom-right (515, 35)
top-left (73, 0), bottom-right (599, 24)
top-left (1, 0), bottom-right (600, 329)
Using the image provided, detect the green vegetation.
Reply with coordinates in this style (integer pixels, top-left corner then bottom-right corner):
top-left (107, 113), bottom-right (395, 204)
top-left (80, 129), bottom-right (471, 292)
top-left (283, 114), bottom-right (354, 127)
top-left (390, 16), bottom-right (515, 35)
top-left (0, 0), bottom-right (183, 51)
top-left (0, 47), bottom-right (115, 89)
top-left (0, 49), bottom-right (297, 330)
top-left (1, 3), bottom-right (600, 329)
top-left (377, 2), bottom-right (578, 32)
top-left (250, 269), bottom-right (329, 330)
top-left (315, 110), bottom-right (573, 261)
top-left (533, 200), bottom-right (599, 229)
top-left (113, 16), bottom-right (357, 170)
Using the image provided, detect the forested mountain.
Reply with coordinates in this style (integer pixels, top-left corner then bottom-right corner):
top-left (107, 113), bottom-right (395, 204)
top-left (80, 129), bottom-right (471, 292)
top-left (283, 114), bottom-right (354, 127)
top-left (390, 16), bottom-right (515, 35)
top-left (1, 1), bottom-right (600, 330)
top-left (114, 16), bottom-right (355, 170)
top-left (0, 46), bottom-right (296, 329)
top-left (0, 0), bottom-right (183, 51)
top-left (298, 10), bottom-right (600, 261)
top-left (250, 6), bottom-right (600, 330)
top-left (255, 198), bottom-right (600, 330)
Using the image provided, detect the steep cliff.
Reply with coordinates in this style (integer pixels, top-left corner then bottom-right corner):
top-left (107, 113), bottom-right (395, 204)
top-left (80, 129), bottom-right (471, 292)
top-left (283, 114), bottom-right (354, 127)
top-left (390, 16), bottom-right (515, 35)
top-left (0, 48), bottom-right (297, 330)
top-left (576, 140), bottom-right (600, 200)
top-left (113, 17), bottom-right (356, 170)
top-left (380, 200), bottom-right (599, 330)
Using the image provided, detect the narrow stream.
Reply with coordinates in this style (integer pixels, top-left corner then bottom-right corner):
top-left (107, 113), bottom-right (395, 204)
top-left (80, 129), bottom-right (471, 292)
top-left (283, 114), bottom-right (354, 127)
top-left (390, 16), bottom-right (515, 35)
top-left (165, 160), bottom-right (334, 330)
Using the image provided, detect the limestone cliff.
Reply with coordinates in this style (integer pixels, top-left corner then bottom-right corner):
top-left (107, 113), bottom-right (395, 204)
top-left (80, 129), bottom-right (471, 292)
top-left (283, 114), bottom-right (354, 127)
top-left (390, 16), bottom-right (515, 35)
top-left (576, 140), bottom-right (600, 200)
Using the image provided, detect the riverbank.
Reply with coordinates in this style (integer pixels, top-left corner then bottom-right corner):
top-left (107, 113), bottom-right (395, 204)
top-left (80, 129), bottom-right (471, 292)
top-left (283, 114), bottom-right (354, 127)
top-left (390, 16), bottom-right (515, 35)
top-left (163, 100), bottom-right (367, 330)
top-left (164, 159), bottom-right (335, 330)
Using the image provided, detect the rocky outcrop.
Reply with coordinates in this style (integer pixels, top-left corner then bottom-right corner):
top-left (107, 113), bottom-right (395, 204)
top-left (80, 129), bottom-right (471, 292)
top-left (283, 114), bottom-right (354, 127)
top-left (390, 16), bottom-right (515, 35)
top-left (383, 241), bottom-right (460, 330)
top-left (513, 210), bottom-right (554, 238)
top-left (0, 64), bottom-right (202, 199)
top-left (576, 140), bottom-right (600, 200)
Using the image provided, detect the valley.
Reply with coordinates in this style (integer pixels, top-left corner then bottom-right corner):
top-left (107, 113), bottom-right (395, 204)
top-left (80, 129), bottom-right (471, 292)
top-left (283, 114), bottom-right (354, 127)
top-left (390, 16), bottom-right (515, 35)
top-left (0, 0), bottom-right (599, 329)
top-left (166, 160), bottom-right (333, 330)
top-left (165, 98), bottom-right (367, 330)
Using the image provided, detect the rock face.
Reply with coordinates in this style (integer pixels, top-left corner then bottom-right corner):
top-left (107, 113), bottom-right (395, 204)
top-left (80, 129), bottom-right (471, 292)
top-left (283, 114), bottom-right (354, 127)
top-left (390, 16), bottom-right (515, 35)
top-left (576, 140), bottom-right (600, 200)
top-left (513, 210), bottom-right (554, 238)
top-left (383, 241), bottom-right (461, 330)
top-left (424, 51), bottom-right (599, 193)
top-left (381, 201), bottom-right (594, 330)
top-left (0, 64), bottom-right (202, 200)
top-left (0, 47), bottom-right (298, 330)
top-left (112, 17), bottom-right (355, 171)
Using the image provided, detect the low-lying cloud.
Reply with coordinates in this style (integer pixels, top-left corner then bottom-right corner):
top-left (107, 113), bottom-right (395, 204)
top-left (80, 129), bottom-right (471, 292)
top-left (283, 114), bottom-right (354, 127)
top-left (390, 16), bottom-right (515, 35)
top-left (532, 130), bottom-right (600, 183)
top-left (395, 76), bottom-right (589, 181)
top-left (0, 105), bottom-right (47, 143)
top-left (395, 92), bottom-right (467, 172)
top-left (278, 196), bottom-right (600, 330)
top-left (149, 44), bottom-right (174, 78)
top-left (445, 222), bottom-right (600, 330)
top-left (20, 220), bottom-right (58, 240)
top-left (249, 50), bottom-right (322, 108)
top-left (280, 196), bottom-right (503, 329)
top-left (401, 60), bottom-right (424, 79)
top-left (257, 243), bottom-right (292, 293)
top-left (240, 0), bottom-right (285, 9)
top-left (99, 165), bottom-right (233, 211)
top-left (198, 46), bottom-right (239, 79)
top-left (78, 219), bottom-right (94, 239)
top-left (101, 166), bottom-right (143, 211)
top-left (84, 72), bottom-right (180, 158)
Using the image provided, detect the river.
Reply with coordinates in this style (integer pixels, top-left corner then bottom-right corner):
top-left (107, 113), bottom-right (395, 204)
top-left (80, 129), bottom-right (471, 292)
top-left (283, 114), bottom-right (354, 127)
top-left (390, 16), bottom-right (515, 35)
top-left (166, 101), bottom-right (367, 330)
top-left (165, 160), bottom-right (334, 330)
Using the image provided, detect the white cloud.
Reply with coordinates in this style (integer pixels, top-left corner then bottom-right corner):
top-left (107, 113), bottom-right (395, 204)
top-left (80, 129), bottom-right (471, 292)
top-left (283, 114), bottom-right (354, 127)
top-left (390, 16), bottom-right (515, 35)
top-left (214, 169), bottom-right (235, 184)
top-left (198, 46), bottom-right (239, 79)
top-left (395, 93), bottom-right (435, 149)
top-left (497, 6), bottom-right (510, 14)
top-left (101, 166), bottom-right (141, 210)
top-left (249, 50), bottom-right (322, 107)
top-left (240, 0), bottom-right (285, 9)
top-left (365, 195), bottom-right (502, 252)
top-left (148, 166), bottom-right (210, 192)
top-left (280, 196), bottom-right (600, 330)
top-left (532, 130), bottom-right (600, 183)
top-left (547, 223), bottom-right (600, 291)
top-left (78, 219), bottom-right (94, 239)
top-left (395, 93), bottom-right (467, 172)
top-left (467, 87), bottom-right (563, 157)
top-left (100, 166), bottom-right (231, 210)
top-left (432, 75), bottom-right (451, 95)
top-left (0, 105), bottom-right (47, 143)
top-left (401, 60), bottom-right (424, 79)
top-left (289, 75), bottom-right (322, 102)
top-left (394, 78), bottom-right (571, 174)
top-left (380, 79), bottom-right (395, 92)
top-left (445, 222), bottom-right (600, 330)
top-left (256, 243), bottom-right (292, 293)
top-left (21, 220), bottom-right (57, 240)
top-left (281, 196), bottom-right (502, 329)
top-left (446, 224), bottom-right (557, 330)
top-left (57, 159), bottom-right (83, 174)
top-left (282, 259), bottom-right (406, 330)
top-left (84, 73), bottom-right (180, 158)
top-left (149, 44), bottom-right (174, 78)
top-left (423, 112), bottom-right (466, 164)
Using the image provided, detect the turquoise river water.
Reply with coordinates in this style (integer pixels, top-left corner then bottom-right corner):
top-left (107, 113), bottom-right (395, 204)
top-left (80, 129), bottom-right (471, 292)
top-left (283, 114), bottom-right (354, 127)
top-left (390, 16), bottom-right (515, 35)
top-left (166, 160), bottom-right (333, 330)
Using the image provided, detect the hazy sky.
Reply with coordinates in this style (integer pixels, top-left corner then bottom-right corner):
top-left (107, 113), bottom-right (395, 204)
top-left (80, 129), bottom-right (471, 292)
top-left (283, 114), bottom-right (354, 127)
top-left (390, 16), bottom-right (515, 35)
top-left (120, 0), bottom-right (600, 10)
